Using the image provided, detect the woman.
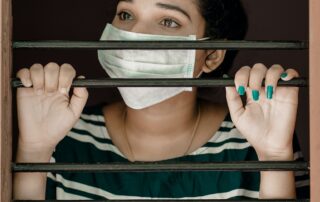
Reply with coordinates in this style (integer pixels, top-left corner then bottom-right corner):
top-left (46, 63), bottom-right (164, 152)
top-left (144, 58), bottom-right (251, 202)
top-left (14, 0), bottom-right (309, 200)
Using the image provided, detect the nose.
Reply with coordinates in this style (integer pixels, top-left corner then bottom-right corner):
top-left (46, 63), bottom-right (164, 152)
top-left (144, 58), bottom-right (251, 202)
top-left (130, 21), bottom-right (151, 35)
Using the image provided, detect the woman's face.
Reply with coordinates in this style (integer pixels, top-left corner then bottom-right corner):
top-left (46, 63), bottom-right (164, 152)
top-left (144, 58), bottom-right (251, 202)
top-left (112, 0), bottom-right (208, 77)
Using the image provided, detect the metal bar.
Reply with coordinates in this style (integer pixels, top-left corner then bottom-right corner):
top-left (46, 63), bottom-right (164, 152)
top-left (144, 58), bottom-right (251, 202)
top-left (12, 40), bottom-right (308, 50)
top-left (11, 78), bottom-right (308, 89)
top-left (12, 161), bottom-right (309, 173)
top-left (12, 199), bottom-right (310, 202)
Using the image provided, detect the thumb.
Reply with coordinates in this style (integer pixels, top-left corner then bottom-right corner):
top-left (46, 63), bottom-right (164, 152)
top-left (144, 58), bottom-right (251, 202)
top-left (225, 87), bottom-right (245, 123)
top-left (69, 76), bottom-right (89, 118)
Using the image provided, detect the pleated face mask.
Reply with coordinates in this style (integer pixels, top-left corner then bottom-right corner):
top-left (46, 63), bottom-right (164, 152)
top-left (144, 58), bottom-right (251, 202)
top-left (97, 23), bottom-right (198, 109)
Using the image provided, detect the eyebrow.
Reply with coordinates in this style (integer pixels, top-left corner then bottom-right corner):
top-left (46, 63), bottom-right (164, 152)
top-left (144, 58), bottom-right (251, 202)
top-left (118, 0), bottom-right (133, 3)
top-left (156, 2), bottom-right (192, 22)
top-left (118, 0), bottom-right (192, 22)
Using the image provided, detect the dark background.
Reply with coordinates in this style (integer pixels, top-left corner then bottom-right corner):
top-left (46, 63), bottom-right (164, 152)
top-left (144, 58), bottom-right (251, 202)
top-left (11, 0), bottom-right (309, 160)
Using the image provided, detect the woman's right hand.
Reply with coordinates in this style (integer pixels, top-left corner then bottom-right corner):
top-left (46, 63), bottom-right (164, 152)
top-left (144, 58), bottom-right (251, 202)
top-left (16, 62), bottom-right (89, 153)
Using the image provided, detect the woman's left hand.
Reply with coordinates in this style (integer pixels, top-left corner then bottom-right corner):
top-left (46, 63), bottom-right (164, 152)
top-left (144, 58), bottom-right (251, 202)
top-left (225, 63), bottom-right (299, 160)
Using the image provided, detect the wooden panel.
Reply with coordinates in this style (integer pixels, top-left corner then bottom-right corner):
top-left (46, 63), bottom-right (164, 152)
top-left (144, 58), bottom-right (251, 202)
top-left (0, 0), bottom-right (12, 201)
top-left (310, 0), bottom-right (320, 201)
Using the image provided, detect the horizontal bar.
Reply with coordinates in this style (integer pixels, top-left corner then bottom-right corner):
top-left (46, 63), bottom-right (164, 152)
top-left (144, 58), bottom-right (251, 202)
top-left (12, 161), bottom-right (309, 173)
top-left (12, 40), bottom-right (308, 50)
top-left (13, 199), bottom-right (310, 202)
top-left (11, 78), bottom-right (308, 88)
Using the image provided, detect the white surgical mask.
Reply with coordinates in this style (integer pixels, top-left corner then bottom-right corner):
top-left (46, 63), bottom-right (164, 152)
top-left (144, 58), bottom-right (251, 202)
top-left (98, 23), bottom-right (201, 109)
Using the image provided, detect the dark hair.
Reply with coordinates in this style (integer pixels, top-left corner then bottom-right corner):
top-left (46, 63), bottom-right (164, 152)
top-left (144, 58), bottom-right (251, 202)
top-left (198, 0), bottom-right (247, 40)
top-left (197, 0), bottom-right (248, 77)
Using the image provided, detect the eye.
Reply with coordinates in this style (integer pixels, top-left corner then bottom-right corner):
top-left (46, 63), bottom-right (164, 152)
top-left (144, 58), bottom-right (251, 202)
top-left (117, 11), bottom-right (133, 21)
top-left (160, 18), bottom-right (181, 28)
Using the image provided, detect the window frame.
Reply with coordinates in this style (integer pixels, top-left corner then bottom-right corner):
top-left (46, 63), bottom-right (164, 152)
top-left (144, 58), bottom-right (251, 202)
top-left (0, 0), bottom-right (319, 201)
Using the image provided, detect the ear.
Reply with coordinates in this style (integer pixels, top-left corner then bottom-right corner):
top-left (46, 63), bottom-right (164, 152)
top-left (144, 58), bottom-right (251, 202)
top-left (202, 50), bottom-right (227, 73)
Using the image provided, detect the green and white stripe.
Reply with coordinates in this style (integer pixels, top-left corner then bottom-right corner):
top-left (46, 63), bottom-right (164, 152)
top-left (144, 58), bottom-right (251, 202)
top-left (45, 105), bottom-right (310, 200)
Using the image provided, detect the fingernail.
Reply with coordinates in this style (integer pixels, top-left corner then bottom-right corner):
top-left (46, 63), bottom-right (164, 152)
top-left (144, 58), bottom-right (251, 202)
top-left (25, 80), bottom-right (32, 87)
top-left (21, 79), bottom-right (31, 87)
top-left (252, 90), bottom-right (260, 101)
top-left (238, 86), bottom-right (245, 96)
top-left (267, 85), bottom-right (274, 100)
top-left (281, 73), bottom-right (288, 78)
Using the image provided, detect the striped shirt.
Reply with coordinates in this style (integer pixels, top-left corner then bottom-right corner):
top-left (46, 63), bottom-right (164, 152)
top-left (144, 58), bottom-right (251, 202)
top-left (46, 104), bottom-right (310, 200)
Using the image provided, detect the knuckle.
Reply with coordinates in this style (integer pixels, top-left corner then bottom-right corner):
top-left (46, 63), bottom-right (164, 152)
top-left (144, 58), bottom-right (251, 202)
top-left (269, 64), bottom-right (284, 72)
top-left (82, 90), bottom-right (90, 99)
top-left (235, 66), bottom-right (250, 79)
top-left (46, 62), bottom-right (59, 67)
top-left (61, 63), bottom-right (76, 76)
top-left (252, 63), bottom-right (267, 71)
top-left (61, 63), bottom-right (73, 69)
top-left (288, 68), bottom-right (297, 72)
top-left (249, 73), bottom-right (264, 86)
top-left (253, 63), bottom-right (265, 67)
top-left (60, 64), bottom-right (76, 81)
top-left (30, 63), bottom-right (43, 72)
top-left (16, 68), bottom-right (29, 77)
top-left (288, 69), bottom-right (300, 76)
top-left (82, 88), bottom-right (89, 96)
top-left (44, 62), bottom-right (59, 72)
top-left (46, 85), bottom-right (55, 91)
top-left (239, 66), bottom-right (251, 72)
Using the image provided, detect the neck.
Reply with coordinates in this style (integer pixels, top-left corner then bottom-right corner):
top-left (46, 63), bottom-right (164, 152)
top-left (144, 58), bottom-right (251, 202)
top-left (125, 89), bottom-right (199, 140)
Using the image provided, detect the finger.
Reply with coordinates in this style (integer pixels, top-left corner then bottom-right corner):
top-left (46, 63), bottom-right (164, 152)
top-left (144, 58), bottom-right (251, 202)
top-left (249, 63), bottom-right (268, 101)
top-left (69, 76), bottom-right (89, 118)
top-left (226, 87), bottom-right (244, 123)
top-left (30, 63), bottom-right (45, 95)
top-left (265, 64), bottom-right (284, 99)
top-left (58, 63), bottom-right (76, 96)
top-left (44, 62), bottom-right (60, 95)
top-left (234, 66), bottom-right (251, 96)
top-left (16, 68), bottom-right (32, 87)
top-left (280, 69), bottom-right (300, 100)
top-left (280, 68), bottom-right (300, 81)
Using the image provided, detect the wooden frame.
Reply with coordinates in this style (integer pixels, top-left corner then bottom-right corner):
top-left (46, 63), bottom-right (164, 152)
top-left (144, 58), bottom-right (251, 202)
top-left (0, 0), bottom-right (319, 201)
top-left (0, 0), bottom-right (12, 201)
top-left (310, 0), bottom-right (320, 200)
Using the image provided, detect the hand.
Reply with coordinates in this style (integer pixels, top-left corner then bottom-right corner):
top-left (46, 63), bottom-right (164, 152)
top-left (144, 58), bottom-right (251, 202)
top-left (16, 63), bottom-right (89, 153)
top-left (225, 63), bottom-right (299, 160)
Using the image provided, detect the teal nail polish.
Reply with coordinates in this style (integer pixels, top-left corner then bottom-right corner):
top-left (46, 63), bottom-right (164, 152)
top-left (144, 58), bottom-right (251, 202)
top-left (252, 90), bottom-right (260, 101)
top-left (238, 86), bottom-right (245, 96)
top-left (281, 73), bottom-right (288, 78)
top-left (267, 86), bottom-right (274, 100)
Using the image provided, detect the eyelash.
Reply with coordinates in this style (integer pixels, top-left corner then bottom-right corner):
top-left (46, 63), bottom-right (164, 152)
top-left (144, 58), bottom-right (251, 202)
top-left (117, 11), bottom-right (133, 21)
top-left (117, 11), bottom-right (181, 29)
top-left (160, 18), bottom-right (181, 29)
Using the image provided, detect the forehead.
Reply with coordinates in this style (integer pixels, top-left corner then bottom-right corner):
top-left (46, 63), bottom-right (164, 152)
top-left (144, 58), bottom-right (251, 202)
top-left (117, 0), bottom-right (200, 11)
top-left (117, 0), bottom-right (202, 21)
